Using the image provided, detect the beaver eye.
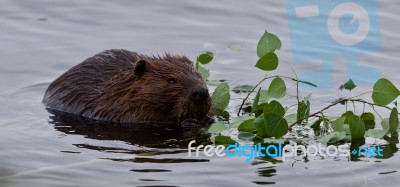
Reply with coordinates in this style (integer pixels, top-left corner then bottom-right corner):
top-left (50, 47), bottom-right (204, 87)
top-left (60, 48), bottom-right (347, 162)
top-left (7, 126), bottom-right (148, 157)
top-left (168, 78), bottom-right (176, 84)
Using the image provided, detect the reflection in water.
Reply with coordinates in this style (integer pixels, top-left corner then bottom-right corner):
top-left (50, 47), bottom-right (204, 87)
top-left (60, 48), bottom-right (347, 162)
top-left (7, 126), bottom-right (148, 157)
top-left (350, 138), bottom-right (366, 161)
top-left (45, 108), bottom-right (399, 186)
top-left (105, 157), bottom-right (209, 163)
top-left (131, 169), bottom-right (171, 173)
top-left (350, 135), bottom-right (398, 161)
top-left (47, 109), bottom-right (211, 150)
top-left (252, 166), bottom-right (276, 185)
top-left (378, 134), bottom-right (399, 159)
top-left (257, 166), bottom-right (276, 178)
top-left (46, 109), bottom-right (212, 186)
top-left (378, 171), bottom-right (397, 175)
top-left (136, 185), bottom-right (179, 187)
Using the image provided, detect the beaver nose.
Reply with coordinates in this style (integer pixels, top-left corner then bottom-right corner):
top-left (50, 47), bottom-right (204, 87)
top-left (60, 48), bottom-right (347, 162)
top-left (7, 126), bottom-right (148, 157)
top-left (191, 88), bottom-right (209, 101)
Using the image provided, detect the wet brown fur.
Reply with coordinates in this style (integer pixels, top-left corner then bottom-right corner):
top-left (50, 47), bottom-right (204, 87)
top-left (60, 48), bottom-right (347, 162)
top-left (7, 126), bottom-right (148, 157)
top-left (43, 49), bottom-right (212, 124)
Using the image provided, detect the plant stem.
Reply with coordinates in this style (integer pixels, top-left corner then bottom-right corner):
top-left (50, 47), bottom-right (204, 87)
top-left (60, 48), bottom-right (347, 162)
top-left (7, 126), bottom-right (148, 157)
top-left (349, 91), bottom-right (372, 99)
top-left (283, 60), bottom-right (300, 104)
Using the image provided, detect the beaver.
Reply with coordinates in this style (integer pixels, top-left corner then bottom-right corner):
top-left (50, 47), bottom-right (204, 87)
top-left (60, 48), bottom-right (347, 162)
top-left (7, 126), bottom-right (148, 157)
top-left (43, 49), bottom-right (213, 126)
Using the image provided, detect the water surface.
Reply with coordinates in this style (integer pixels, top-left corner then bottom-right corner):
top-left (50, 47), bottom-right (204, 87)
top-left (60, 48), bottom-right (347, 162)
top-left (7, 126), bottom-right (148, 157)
top-left (1, 0), bottom-right (400, 186)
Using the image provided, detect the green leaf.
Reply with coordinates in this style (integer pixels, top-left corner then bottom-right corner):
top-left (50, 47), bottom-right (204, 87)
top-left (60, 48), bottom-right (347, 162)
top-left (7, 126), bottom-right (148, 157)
top-left (264, 100), bottom-right (285, 117)
top-left (365, 129), bottom-right (387, 139)
top-left (331, 117), bottom-right (346, 132)
top-left (238, 119), bottom-right (256, 132)
top-left (328, 131), bottom-right (347, 143)
top-left (294, 79), bottom-right (317, 88)
top-left (343, 124), bottom-right (351, 135)
top-left (219, 110), bottom-right (230, 120)
top-left (296, 100), bottom-right (310, 124)
top-left (206, 80), bottom-right (223, 86)
top-left (341, 111), bottom-right (355, 124)
top-left (381, 118), bottom-right (390, 131)
top-left (322, 118), bottom-right (330, 130)
top-left (230, 116), bottom-right (255, 128)
top-left (348, 115), bottom-right (366, 139)
top-left (254, 114), bottom-right (267, 138)
top-left (318, 131), bottom-right (346, 144)
top-left (389, 107), bottom-right (399, 132)
top-left (238, 132), bottom-right (256, 141)
top-left (284, 113), bottom-right (297, 124)
top-left (232, 85), bottom-right (254, 93)
top-left (207, 121), bottom-right (228, 134)
top-left (339, 79), bottom-right (357, 91)
top-left (268, 77), bottom-right (286, 98)
top-left (196, 64), bottom-right (210, 81)
top-left (252, 87), bottom-right (261, 113)
top-left (365, 119), bottom-right (390, 139)
top-left (360, 112), bottom-right (375, 130)
top-left (255, 52), bottom-right (279, 71)
top-left (258, 90), bottom-right (271, 104)
top-left (265, 114), bottom-right (289, 138)
top-left (256, 103), bottom-right (268, 112)
top-left (212, 82), bottom-right (230, 115)
top-left (310, 119), bottom-right (322, 131)
top-left (215, 135), bottom-right (235, 145)
top-left (197, 52), bottom-right (213, 65)
top-left (372, 78), bottom-right (400, 106)
top-left (257, 30), bottom-right (282, 58)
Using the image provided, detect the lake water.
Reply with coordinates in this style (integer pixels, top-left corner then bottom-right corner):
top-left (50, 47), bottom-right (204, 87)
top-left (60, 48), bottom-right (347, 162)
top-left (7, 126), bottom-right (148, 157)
top-left (0, 0), bottom-right (399, 186)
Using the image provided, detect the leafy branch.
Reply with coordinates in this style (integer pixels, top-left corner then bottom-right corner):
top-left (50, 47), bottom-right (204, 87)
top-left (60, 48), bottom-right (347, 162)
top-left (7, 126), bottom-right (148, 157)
top-left (237, 75), bottom-right (316, 116)
top-left (199, 30), bottom-right (400, 145)
top-left (289, 98), bottom-right (395, 128)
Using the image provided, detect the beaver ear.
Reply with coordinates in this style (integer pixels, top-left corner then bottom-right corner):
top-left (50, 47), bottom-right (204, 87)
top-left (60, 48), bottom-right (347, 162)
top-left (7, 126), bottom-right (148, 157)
top-left (134, 59), bottom-right (148, 78)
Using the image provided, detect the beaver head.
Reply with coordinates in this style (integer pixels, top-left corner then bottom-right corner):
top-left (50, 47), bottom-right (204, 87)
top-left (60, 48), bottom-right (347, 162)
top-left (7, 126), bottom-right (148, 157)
top-left (126, 54), bottom-right (212, 124)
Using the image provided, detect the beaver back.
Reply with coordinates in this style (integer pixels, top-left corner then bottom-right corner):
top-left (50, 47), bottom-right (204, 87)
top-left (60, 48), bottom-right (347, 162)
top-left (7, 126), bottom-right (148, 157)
top-left (43, 49), bottom-right (212, 124)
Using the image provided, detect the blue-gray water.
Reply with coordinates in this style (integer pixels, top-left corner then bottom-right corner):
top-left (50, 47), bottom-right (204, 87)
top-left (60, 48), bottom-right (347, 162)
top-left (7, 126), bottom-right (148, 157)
top-left (0, 0), bottom-right (399, 186)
